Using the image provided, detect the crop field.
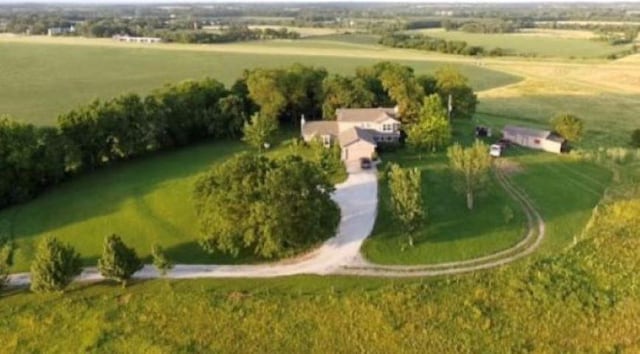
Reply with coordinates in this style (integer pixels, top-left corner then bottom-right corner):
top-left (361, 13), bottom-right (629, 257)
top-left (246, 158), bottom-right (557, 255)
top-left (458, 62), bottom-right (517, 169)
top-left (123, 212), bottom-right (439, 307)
top-left (0, 37), bottom-right (519, 125)
top-left (406, 28), bottom-right (630, 58)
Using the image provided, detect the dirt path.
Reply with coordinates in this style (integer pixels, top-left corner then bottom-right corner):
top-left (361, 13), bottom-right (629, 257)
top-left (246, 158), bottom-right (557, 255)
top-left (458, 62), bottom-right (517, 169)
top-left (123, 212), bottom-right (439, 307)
top-left (339, 167), bottom-right (545, 277)
top-left (6, 164), bottom-right (545, 286)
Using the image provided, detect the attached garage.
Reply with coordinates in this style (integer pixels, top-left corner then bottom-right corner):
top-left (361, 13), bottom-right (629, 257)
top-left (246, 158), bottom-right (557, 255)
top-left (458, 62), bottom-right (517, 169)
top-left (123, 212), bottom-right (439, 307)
top-left (339, 127), bottom-right (377, 161)
top-left (342, 139), bottom-right (376, 161)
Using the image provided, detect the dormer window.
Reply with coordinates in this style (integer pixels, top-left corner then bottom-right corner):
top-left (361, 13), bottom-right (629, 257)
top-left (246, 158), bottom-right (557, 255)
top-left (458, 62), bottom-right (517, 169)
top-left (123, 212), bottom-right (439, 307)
top-left (383, 124), bottom-right (393, 132)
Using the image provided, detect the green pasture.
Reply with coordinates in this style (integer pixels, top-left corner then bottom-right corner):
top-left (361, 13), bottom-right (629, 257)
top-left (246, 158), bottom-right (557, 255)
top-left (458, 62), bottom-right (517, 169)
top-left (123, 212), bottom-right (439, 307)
top-left (476, 92), bottom-right (640, 149)
top-left (0, 41), bottom-right (519, 125)
top-left (362, 149), bottom-right (527, 265)
top-left (406, 28), bottom-right (631, 58)
top-left (363, 121), bottom-right (611, 265)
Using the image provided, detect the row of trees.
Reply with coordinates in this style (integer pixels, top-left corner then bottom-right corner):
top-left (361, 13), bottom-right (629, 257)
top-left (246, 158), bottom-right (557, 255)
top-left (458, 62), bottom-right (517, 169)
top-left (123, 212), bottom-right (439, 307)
top-left (0, 62), bottom-right (476, 211)
top-left (0, 79), bottom-right (249, 209)
top-left (380, 33), bottom-right (508, 57)
top-left (0, 234), bottom-right (173, 293)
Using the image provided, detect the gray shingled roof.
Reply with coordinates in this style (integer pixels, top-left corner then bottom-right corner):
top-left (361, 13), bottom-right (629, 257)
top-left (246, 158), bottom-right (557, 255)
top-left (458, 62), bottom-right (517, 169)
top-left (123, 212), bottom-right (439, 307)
top-left (336, 107), bottom-right (398, 123)
top-left (302, 121), bottom-right (339, 138)
top-left (339, 127), bottom-right (376, 147)
top-left (503, 125), bottom-right (552, 139)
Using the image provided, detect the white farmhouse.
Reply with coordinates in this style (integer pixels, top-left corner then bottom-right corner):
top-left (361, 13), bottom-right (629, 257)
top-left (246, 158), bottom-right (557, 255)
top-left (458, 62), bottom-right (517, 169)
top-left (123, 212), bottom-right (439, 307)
top-left (301, 107), bottom-right (401, 161)
top-left (503, 125), bottom-right (566, 154)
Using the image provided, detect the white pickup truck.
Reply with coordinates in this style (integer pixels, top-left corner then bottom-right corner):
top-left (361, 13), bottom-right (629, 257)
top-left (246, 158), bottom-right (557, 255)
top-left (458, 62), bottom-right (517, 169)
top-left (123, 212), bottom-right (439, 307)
top-left (490, 144), bottom-right (503, 157)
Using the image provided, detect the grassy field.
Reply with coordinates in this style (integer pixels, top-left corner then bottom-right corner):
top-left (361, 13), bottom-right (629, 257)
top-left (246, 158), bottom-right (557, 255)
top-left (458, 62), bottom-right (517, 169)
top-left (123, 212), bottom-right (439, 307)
top-left (0, 38), bottom-right (518, 125)
top-left (407, 28), bottom-right (631, 58)
top-left (0, 132), bottom-right (346, 273)
top-left (0, 141), bottom-right (246, 272)
top-left (363, 123), bottom-right (611, 265)
top-left (362, 149), bottom-right (526, 265)
top-left (1, 186), bottom-right (639, 352)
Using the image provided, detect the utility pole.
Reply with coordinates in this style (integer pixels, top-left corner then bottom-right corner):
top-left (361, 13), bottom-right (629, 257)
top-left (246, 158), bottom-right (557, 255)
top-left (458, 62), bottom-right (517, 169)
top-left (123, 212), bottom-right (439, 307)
top-left (447, 94), bottom-right (453, 121)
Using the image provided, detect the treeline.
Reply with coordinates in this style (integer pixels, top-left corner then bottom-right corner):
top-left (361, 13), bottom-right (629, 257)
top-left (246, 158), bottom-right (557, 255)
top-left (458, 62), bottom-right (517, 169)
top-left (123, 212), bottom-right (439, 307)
top-left (379, 33), bottom-right (506, 57)
top-left (0, 79), bottom-right (250, 209)
top-left (0, 62), bottom-right (477, 210)
top-left (81, 19), bottom-right (300, 43)
top-left (441, 19), bottom-right (534, 33)
top-left (155, 26), bottom-right (300, 44)
top-left (537, 22), bottom-right (640, 45)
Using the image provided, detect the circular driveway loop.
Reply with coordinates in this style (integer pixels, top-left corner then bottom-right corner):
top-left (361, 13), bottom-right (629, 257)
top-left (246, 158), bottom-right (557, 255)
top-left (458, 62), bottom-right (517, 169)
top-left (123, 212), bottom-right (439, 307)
top-left (7, 165), bottom-right (544, 286)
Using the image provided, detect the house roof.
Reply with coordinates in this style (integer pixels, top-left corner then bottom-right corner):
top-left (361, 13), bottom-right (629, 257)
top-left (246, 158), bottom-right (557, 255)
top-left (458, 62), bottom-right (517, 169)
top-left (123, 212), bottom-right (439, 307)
top-left (336, 107), bottom-right (398, 123)
top-left (301, 121), bottom-right (339, 138)
top-left (339, 127), bottom-right (376, 147)
top-left (503, 125), bottom-right (553, 139)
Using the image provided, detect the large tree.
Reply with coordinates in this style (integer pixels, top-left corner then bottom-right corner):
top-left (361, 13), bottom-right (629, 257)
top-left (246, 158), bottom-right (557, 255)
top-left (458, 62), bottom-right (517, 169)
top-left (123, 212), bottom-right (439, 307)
top-left (246, 65), bottom-right (327, 124)
top-left (375, 62), bottom-right (425, 124)
top-left (321, 74), bottom-right (375, 119)
top-left (242, 113), bottom-right (278, 152)
top-left (387, 163), bottom-right (425, 247)
top-left (97, 234), bottom-right (143, 288)
top-left (435, 67), bottom-right (478, 120)
top-left (194, 153), bottom-right (340, 259)
top-left (30, 236), bottom-right (82, 293)
top-left (551, 113), bottom-right (584, 142)
top-left (447, 140), bottom-right (493, 210)
top-left (406, 94), bottom-right (452, 153)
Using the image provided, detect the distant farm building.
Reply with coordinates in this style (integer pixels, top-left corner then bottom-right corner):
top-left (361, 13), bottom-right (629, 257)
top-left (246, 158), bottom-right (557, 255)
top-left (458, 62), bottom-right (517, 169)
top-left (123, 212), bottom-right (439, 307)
top-left (112, 35), bottom-right (162, 44)
top-left (47, 26), bottom-right (75, 36)
top-left (503, 125), bottom-right (566, 154)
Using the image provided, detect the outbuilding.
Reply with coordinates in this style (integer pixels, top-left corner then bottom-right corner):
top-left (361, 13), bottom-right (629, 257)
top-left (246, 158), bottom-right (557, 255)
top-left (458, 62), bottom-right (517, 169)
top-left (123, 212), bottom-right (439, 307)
top-left (503, 125), bottom-right (566, 154)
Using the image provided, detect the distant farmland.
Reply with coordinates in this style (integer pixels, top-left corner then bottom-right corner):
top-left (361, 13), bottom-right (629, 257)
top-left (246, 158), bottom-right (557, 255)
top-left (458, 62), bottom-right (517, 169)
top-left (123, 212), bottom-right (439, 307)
top-left (0, 38), bottom-right (518, 125)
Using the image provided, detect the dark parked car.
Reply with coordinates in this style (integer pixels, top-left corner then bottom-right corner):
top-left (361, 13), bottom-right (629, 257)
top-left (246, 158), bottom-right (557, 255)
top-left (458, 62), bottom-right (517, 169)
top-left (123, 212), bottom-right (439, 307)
top-left (360, 157), bottom-right (372, 169)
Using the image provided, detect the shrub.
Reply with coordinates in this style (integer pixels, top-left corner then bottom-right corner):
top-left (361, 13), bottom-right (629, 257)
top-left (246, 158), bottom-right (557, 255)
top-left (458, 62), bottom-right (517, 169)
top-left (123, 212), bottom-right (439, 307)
top-left (98, 234), bottom-right (143, 287)
top-left (30, 236), bottom-right (82, 293)
top-left (151, 244), bottom-right (173, 277)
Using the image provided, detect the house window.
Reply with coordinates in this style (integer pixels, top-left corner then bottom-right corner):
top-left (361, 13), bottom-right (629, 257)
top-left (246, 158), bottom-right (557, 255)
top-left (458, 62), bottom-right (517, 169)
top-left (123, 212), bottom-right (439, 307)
top-left (383, 124), bottom-right (393, 132)
top-left (533, 138), bottom-right (541, 145)
top-left (322, 135), bottom-right (331, 147)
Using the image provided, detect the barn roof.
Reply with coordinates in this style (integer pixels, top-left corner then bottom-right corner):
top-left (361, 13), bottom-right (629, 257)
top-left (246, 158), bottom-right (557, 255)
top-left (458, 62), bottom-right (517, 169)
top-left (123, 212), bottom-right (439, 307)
top-left (503, 125), bottom-right (553, 139)
top-left (336, 107), bottom-right (399, 123)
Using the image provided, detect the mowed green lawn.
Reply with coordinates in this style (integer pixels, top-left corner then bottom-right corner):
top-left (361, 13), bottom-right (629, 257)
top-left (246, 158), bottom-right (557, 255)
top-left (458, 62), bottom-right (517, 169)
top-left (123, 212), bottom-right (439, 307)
top-left (507, 147), bottom-right (612, 254)
top-left (363, 124), bottom-right (612, 265)
top-left (0, 41), bottom-right (519, 125)
top-left (362, 149), bottom-right (527, 265)
top-left (0, 141), bottom-right (248, 272)
top-left (406, 28), bottom-right (630, 58)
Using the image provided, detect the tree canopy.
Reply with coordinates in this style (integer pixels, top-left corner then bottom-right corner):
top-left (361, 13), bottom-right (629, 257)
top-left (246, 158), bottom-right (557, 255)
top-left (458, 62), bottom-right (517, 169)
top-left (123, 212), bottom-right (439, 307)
top-left (406, 94), bottom-right (452, 153)
top-left (435, 67), bottom-right (478, 120)
top-left (551, 113), bottom-right (585, 142)
top-left (387, 163), bottom-right (425, 247)
top-left (447, 140), bottom-right (493, 210)
top-left (242, 113), bottom-right (278, 152)
top-left (194, 153), bottom-right (340, 259)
